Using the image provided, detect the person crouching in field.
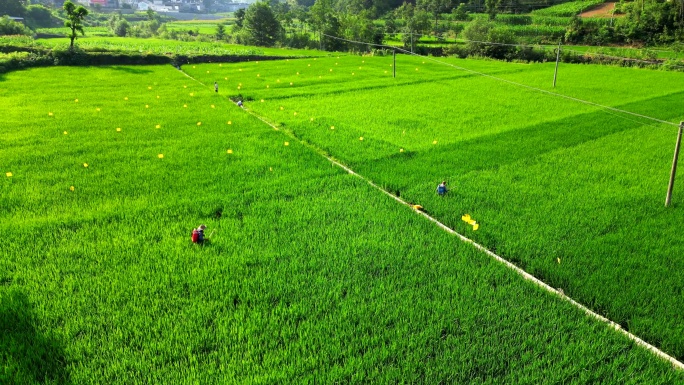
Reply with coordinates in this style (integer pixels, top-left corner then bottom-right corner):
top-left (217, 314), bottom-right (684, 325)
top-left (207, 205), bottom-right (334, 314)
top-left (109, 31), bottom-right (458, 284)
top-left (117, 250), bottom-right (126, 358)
top-left (436, 181), bottom-right (448, 196)
top-left (192, 224), bottom-right (207, 244)
top-left (214, 82), bottom-right (218, 93)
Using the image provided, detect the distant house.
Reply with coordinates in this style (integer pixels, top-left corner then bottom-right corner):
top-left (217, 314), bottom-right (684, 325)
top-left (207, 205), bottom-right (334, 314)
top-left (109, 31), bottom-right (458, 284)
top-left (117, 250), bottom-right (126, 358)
top-left (89, 0), bottom-right (119, 7)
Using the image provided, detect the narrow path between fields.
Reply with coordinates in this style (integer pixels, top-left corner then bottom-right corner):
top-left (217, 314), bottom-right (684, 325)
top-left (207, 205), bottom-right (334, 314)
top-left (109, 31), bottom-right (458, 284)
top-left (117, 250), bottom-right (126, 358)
top-left (178, 67), bottom-right (684, 371)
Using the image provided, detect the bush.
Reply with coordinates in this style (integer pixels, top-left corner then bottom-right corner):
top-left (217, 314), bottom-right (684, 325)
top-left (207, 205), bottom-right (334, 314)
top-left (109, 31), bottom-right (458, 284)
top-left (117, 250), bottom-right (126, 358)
top-left (0, 16), bottom-right (32, 36)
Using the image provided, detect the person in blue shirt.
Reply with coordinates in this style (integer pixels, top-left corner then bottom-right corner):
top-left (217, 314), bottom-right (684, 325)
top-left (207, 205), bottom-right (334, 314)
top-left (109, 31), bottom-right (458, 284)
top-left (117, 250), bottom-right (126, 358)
top-left (436, 181), bottom-right (448, 196)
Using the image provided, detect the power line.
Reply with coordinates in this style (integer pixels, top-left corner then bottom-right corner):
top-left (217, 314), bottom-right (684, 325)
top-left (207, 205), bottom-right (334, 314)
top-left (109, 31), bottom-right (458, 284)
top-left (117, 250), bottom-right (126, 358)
top-left (322, 33), bottom-right (681, 128)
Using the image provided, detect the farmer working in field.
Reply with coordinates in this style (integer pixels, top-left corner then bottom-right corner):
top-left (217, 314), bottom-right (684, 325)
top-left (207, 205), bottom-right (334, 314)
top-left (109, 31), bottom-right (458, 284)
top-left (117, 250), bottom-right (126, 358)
top-left (192, 224), bottom-right (207, 244)
top-left (436, 181), bottom-right (448, 196)
top-left (214, 82), bottom-right (218, 93)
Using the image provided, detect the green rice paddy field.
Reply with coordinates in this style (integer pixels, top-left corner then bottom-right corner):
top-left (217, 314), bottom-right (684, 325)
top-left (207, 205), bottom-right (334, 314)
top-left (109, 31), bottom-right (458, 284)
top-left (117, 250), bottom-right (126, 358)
top-left (1, 55), bottom-right (684, 382)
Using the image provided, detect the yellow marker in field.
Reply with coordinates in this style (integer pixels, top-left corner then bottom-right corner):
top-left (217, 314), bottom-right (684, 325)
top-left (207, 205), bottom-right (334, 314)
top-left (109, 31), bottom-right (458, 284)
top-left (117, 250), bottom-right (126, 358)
top-left (63, 131), bottom-right (68, 135)
top-left (237, 86), bottom-right (241, 90)
top-left (227, 149), bottom-right (233, 154)
top-left (310, 118), bottom-right (314, 122)
top-left (155, 124), bottom-right (161, 129)
top-left (280, 106), bottom-right (284, 110)
top-left (432, 140), bottom-right (437, 145)
top-left (277, 79), bottom-right (280, 83)
top-left (266, 85), bottom-right (269, 88)
top-left (197, 122), bottom-right (202, 126)
top-left (190, 93), bottom-right (194, 96)
top-left (290, 82), bottom-right (293, 86)
top-left (184, 85), bottom-right (187, 88)
top-left (146, 105), bottom-right (149, 108)
top-left (148, 86), bottom-right (152, 90)
top-left (284, 142), bottom-right (289, 146)
top-left (330, 126), bottom-right (335, 130)
top-left (359, 136), bottom-right (364, 141)
top-left (211, 105), bottom-right (215, 108)
top-left (48, 112), bottom-right (53, 116)
top-left (224, 77), bottom-right (227, 80)
top-left (207, 71), bottom-right (210, 74)
top-left (158, 154), bottom-right (164, 159)
top-left (261, 99), bottom-right (264, 103)
top-left (124, 97), bottom-right (128, 100)
top-left (156, 95), bottom-right (160, 99)
top-left (257, 74), bottom-right (260, 77)
top-left (400, 148), bottom-right (404, 153)
top-left (183, 104), bottom-right (187, 108)
top-left (96, 108), bottom-right (101, 111)
top-left (220, 64), bottom-right (223, 67)
top-left (5, 172), bottom-right (12, 178)
top-left (557, 258), bottom-right (561, 264)
top-left (239, 68), bottom-right (243, 71)
top-left (294, 112), bottom-right (297, 116)
top-left (70, 186), bottom-right (75, 191)
top-left (385, 71), bottom-right (388, 74)
top-left (116, 128), bottom-right (121, 132)
top-left (352, 73), bottom-right (355, 75)
top-left (193, 66), bottom-right (196, 68)
top-left (413, 204), bottom-right (423, 211)
top-left (75, 99), bottom-right (78, 102)
top-left (462, 214), bottom-right (471, 222)
top-left (83, 163), bottom-right (88, 168)
top-left (256, 61), bottom-right (259, 64)
top-left (472, 223), bottom-right (479, 231)
top-left (269, 167), bottom-right (273, 171)
top-left (329, 69), bottom-right (333, 72)
top-left (296, 72), bottom-right (299, 75)
top-left (227, 121), bottom-right (232, 125)
top-left (416, 68), bottom-right (419, 71)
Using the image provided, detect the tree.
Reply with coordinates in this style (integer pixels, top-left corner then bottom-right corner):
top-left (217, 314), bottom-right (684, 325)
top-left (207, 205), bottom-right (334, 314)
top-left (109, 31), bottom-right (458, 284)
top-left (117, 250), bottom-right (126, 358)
top-left (484, 0), bottom-right (500, 20)
top-left (0, 0), bottom-right (27, 17)
top-left (243, 1), bottom-right (282, 46)
top-left (114, 19), bottom-right (129, 37)
top-left (396, 2), bottom-right (431, 51)
top-left (0, 15), bottom-right (31, 35)
top-left (234, 8), bottom-right (245, 29)
top-left (63, 0), bottom-right (88, 50)
top-left (216, 23), bottom-right (226, 40)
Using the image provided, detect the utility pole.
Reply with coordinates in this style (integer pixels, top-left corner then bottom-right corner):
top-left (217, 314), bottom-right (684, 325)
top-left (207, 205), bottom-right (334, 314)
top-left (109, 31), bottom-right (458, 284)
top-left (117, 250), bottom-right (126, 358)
top-left (553, 40), bottom-right (561, 88)
top-left (393, 49), bottom-right (396, 78)
top-left (665, 122), bottom-right (684, 207)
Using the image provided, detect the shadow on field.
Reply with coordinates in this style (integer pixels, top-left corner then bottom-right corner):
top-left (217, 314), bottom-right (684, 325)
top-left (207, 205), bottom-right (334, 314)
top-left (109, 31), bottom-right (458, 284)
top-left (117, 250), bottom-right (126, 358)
top-left (0, 291), bottom-right (70, 384)
top-left (360, 91), bottom-right (684, 181)
top-left (109, 66), bottom-right (153, 74)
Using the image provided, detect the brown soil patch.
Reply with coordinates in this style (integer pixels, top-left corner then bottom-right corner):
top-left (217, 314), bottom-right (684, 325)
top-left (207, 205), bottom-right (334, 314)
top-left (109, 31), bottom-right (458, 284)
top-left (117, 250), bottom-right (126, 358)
top-left (580, 2), bottom-right (622, 18)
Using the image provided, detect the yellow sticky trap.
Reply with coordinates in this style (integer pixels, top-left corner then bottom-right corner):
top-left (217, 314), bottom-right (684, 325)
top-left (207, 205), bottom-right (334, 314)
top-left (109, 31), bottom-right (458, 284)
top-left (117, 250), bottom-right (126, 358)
top-left (416, 68), bottom-right (419, 71)
top-left (330, 126), bottom-right (335, 130)
top-left (224, 77), bottom-right (227, 80)
top-left (183, 104), bottom-right (187, 108)
top-left (294, 112), bottom-right (297, 116)
top-left (359, 137), bottom-right (364, 141)
top-left (237, 86), bottom-right (241, 90)
top-left (352, 73), bottom-right (355, 75)
top-left (296, 72), bottom-right (299, 75)
top-left (184, 85), bottom-right (187, 88)
top-left (96, 108), bottom-right (101, 112)
top-left (284, 142), bottom-right (289, 146)
top-left (155, 125), bottom-right (161, 129)
top-left (290, 82), bottom-right (293, 86)
top-left (310, 118), bottom-right (314, 122)
top-left (63, 131), bottom-right (68, 135)
top-left (83, 163), bottom-right (88, 168)
top-left (257, 74), bottom-right (260, 77)
top-left (266, 85), bottom-right (269, 88)
top-left (193, 66), bottom-right (196, 68)
top-left (146, 105), bottom-right (149, 108)
top-left (158, 154), bottom-right (164, 159)
top-left (211, 105), bottom-right (215, 108)
top-left (148, 86), bottom-right (152, 90)
top-left (277, 79), bottom-right (280, 83)
top-left (48, 112), bottom-right (53, 116)
top-left (190, 93), bottom-right (194, 96)
top-left (69, 186), bottom-right (75, 191)
top-left (74, 99), bottom-right (78, 102)
top-left (156, 95), bottom-right (160, 99)
top-left (467, 219), bottom-right (476, 226)
top-left (432, 140), bottom-right (438, 145)
top-left (206, 71), bottom-right (210, 74)
top-left (239, 69), bottom-right (243, 71)
top-left (261, 99), bottom-right (264, 103)
top-left (385, 71), bottom-right (388, 74)
top-left (227, 149), bottom-right (233, 154)
top-left (280, 107), bottom-right (284, 110)
top-left (329, 69), bottom-right (333, 72)
top-left (124, 97), bottom-right (128, 100)
top-left (256, 61), bottom-right (259, 64)
top-left (399, 148), bottom-right (404, 153)
top-left (197, 122), bottom-right (202, 126)
top-left (227, 121), bottom-right (232, 125)
top-left (5, 172), bottom-right (12, 177)
top-left (116, 128), bottom-right (121, 132)
top-left (472, 223), bottom-right (479, 231)
top-left (461, 214), bottom-right (471, 222)
top-left (557, 258), bottom-right (561, 264)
